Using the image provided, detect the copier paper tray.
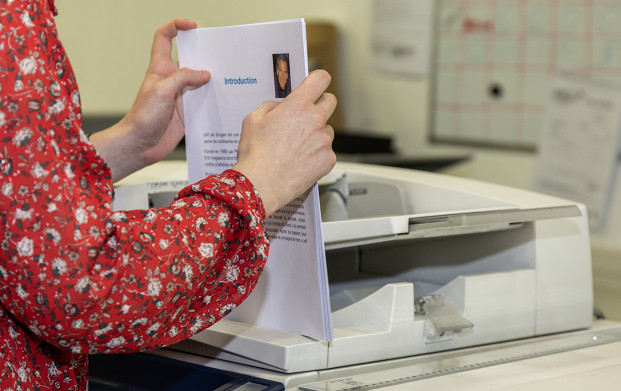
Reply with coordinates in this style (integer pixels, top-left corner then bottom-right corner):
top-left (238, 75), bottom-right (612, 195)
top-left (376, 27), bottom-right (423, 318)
top-left (168, 162), bottom-right (592, 373)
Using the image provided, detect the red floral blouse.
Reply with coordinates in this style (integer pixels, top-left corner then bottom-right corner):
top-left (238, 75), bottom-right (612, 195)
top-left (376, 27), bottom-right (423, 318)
top-left (0, 0), bottom-right (269, 389)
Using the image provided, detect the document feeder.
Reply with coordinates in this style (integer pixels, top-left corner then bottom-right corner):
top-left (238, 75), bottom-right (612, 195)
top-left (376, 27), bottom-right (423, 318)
top-left (113, 161), bottom-right (593, 373)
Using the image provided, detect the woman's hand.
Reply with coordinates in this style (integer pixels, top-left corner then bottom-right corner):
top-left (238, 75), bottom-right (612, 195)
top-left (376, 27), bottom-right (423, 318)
top-left (90, 17), bottom-right (338, 214)
top-left (90, 18), bottom-right (210, 182)
top-left (233, 70), bottom-right (337, 216)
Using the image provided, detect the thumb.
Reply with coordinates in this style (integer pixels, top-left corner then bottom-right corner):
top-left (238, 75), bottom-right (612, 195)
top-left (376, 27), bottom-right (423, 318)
top-left (161, 67), bottom-right (211, 93)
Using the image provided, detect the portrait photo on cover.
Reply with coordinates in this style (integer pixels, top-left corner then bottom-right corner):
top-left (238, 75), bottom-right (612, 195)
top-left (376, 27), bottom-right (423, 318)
top-left (273, 53), bottom-right (292, 98)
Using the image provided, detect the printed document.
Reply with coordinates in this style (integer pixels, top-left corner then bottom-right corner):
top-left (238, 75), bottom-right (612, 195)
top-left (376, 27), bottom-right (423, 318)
top-left (533, 74), bottom-right (621, 228)
top-left (177, 19), bottom-right (332, 341)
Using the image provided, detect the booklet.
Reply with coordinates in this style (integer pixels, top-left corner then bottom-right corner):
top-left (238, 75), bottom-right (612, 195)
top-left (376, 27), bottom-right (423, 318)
top-left (177, 19), bottom-right (333, 341)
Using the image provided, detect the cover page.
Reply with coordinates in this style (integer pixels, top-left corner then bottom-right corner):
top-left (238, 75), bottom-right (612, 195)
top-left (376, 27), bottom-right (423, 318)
top-left (177, 19), bottom-right (332, 341)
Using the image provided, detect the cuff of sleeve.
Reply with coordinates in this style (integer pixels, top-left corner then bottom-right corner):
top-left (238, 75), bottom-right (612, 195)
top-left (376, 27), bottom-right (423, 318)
top-left (221, 169), bottom-right (267, 222)
top-left (179, 169), bottom-right (267, 224)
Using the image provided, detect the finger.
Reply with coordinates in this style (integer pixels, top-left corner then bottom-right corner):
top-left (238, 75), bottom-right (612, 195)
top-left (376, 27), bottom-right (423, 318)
top-left (323, 124), bottom-right (336, 141)
top-left (314, 92), bottom-right (337, 118)
top-left (151, 17), bottom-right (198, 61)
top-left (253, 100), bottom-right (280, 117)
top-left (159, 68), bottom-right (211, 94)
top-left (286, 69), bottom-right (332, 105)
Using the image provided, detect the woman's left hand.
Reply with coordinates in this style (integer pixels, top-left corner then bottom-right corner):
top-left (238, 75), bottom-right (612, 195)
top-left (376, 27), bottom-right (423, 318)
top-left (90, 18), bottom-right (210, 182)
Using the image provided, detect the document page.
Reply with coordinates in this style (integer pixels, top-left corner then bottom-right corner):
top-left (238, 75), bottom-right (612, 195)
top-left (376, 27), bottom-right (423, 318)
top-left (178, 19), bottom-right (332, 341)
top-left (533, 74), bottom-right (621, 228)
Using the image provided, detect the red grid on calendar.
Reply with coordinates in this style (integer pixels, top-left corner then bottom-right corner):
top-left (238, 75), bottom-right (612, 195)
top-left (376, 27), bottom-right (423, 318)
top-left (432, 0), bottom-right (621, 148)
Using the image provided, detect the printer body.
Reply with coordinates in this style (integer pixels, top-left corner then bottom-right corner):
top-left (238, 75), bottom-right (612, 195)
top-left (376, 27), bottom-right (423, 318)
top-left (113, 161), bottom-right (593, 374)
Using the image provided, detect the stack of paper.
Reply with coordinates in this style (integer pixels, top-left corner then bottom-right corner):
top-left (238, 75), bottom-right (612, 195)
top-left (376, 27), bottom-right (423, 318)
top-left (178, 19), bottom-right (333, 341)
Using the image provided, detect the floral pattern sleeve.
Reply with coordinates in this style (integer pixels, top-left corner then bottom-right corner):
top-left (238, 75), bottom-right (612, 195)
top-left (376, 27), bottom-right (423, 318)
top-left (0, 0), bottom-right (270, 389)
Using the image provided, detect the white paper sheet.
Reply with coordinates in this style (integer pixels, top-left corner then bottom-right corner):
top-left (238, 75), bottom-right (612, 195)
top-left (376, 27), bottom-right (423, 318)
top-left (371, 0), bottom-right (434, 76)
top-left (177, 19), bottom-right (332, 341)
top-left (533, 74), bottom-right (621, 228)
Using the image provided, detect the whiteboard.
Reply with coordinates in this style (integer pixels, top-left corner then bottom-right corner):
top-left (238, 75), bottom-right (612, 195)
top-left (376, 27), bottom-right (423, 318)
top-left (430, 0), bottom-right (621, 149)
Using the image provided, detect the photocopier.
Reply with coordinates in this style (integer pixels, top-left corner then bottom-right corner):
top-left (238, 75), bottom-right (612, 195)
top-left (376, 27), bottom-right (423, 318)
top-left (105, 160), bottom-right (602, 390)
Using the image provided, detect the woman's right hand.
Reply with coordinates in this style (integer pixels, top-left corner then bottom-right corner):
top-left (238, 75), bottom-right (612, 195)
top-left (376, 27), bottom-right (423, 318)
top-left (233, 70), bottom-right (337, 216)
